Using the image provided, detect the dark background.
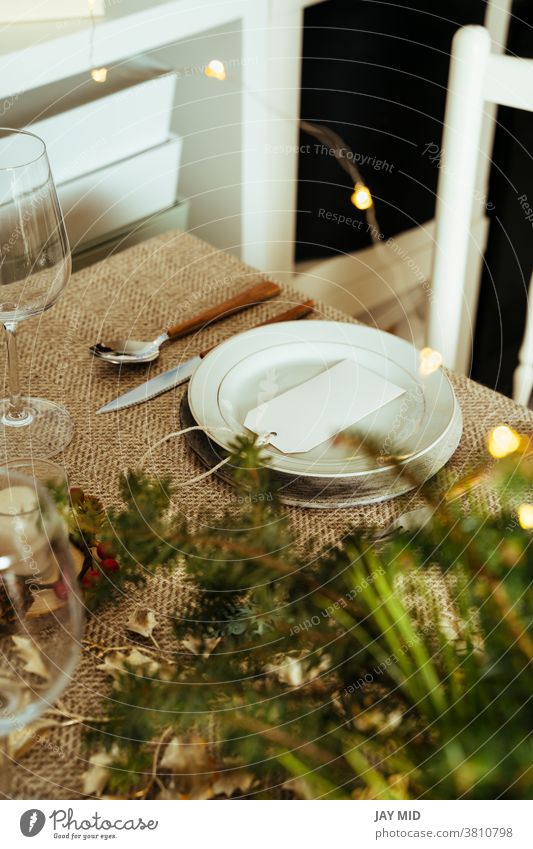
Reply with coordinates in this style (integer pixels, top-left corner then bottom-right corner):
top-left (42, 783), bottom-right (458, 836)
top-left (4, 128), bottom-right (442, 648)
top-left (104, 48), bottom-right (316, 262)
top-left (297, 0), bottom-right (533, 397)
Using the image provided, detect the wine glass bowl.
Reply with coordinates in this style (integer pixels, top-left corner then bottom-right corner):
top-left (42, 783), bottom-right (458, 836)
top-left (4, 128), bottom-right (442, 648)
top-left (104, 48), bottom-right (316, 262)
top-left (0, 128), bottom-right (73, 461)
top-left (0, 466), bottom-right (82, 747)
top-left (0, 131), bottom-right (71, 321)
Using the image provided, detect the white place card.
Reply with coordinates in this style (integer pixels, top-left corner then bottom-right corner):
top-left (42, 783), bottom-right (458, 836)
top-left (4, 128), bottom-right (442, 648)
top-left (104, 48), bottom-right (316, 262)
top-left (245, 358), bottom-right (405, 454)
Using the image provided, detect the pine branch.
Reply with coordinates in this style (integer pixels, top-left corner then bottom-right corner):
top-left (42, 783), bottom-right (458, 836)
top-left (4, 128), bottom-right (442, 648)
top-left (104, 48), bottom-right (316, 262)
top-left (82, 435), bottom-right (533, 799)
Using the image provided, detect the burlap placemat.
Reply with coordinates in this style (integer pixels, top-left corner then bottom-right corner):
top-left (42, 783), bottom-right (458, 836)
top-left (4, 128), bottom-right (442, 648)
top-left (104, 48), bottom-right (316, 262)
top-left (5, 229), bottom-right (533, 798)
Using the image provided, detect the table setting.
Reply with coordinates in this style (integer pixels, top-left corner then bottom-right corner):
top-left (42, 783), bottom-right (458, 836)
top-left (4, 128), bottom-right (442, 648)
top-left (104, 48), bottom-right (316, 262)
top-left (0, 128), bottom-right (532, 801)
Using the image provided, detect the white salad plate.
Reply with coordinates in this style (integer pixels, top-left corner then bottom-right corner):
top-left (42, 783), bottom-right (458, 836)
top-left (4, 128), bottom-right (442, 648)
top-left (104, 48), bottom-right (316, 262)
top-left (187, 321), bottom-right (462, 505)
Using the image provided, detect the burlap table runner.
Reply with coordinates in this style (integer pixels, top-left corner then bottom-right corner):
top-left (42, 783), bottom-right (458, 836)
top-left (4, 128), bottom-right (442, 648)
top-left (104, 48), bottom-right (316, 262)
top-left (6, 229), bottom-right (533, 798)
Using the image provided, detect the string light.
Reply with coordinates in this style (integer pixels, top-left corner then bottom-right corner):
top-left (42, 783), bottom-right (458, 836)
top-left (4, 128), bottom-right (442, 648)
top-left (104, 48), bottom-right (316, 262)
top-left (90, 67), bottom-right (108, 83)
top-left (487, 425), bottom-right (521, 459)
top-left (87, 0), bottom-right (107, 82)
top-left (351, 182), bottom-right (373, 210)
top-left (419, 347), bottom-right (443, 376)
top-left (205, 60), bottom-right (226, 81)
top-left (518, 503), bottom-right (533, 529)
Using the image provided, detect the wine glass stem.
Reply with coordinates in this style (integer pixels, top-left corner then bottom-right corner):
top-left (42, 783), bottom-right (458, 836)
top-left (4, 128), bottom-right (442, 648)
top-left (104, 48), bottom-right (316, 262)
top-left (2, 322), bottom-right (31, 425)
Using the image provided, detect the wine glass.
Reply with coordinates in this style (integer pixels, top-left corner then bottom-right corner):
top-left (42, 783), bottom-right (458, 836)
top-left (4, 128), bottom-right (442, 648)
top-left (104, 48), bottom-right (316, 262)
top-left (0, 128), bottom-right (72, 462)
top-left (0, 466), bottom-right (83, 797)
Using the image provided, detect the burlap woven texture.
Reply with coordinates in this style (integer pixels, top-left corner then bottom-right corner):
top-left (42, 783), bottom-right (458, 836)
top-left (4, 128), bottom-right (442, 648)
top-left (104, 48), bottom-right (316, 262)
top-left (5, 230), bottom-right (533, 798)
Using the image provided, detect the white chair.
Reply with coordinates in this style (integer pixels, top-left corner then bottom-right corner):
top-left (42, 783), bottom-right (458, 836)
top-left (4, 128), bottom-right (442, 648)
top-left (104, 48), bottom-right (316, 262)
top-left (427, 23), bottom-right (533, 403)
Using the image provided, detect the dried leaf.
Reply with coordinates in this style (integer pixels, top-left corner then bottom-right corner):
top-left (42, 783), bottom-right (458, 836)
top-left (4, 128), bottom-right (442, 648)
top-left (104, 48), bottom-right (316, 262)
top-left (182, 635), bottom-right (221, 659)
top-left (27, 589), bottom-right (62, 618)
top-left (159, 735), bottom-right (229, 800)
top-left (8, 718), bottom-right (62, 759)
top-left (126, 607), bottom-right (158, 639)
top-left (97, 649), bottom-right (160, 683)
top-left (267, 652), bottom-right (330, 688)
top-left (82, 749), bottom-right (115, 797)
top-left (212, 770), bottom-right (255, 798)
top-left (12, 636), bottom-right (49, 680)
top-left (160, 735), bottom-right (208, 773)
top-left (278, 657), bottom-right (304, 687)
top-left (159, 737), bottom-right (187, 773)
top-left (265, 656), bottom-right (304, 687)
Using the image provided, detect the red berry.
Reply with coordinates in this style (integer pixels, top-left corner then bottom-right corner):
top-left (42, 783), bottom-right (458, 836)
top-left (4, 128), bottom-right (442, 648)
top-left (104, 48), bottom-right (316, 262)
top-left (100, 558), bottom-right (119, 572)
top-left (96, 542), bottom-right (113, 560)
top-left (82, 568), bottom-right (101, 587)
top-left (54, 580), bottom-right (68, 601)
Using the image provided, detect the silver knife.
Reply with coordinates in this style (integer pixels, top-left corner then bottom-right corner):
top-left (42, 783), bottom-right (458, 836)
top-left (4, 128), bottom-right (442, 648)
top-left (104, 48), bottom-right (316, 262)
top-left (96, 301), bottom-right (315, 414)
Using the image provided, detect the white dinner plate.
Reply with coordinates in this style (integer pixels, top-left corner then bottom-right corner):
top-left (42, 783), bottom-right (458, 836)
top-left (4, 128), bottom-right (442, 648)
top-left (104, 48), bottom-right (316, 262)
top-left (188, 322), bottom-right (462, 500)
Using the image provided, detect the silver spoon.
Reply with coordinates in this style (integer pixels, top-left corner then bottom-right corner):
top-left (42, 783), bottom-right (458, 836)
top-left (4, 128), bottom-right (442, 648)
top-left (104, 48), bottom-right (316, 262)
top-left (90, 280), bottom-right (281, 364)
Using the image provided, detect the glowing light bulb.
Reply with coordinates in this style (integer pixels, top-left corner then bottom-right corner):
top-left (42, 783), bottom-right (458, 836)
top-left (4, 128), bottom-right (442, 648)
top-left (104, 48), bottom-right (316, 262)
top-left (419, 347), bottom-right (443, 376)
top-left (205, 60), bottom-right (226, 81)
top-left (518, 503), bottom-right (533, 529)
top-left (91, 67), bottom-right (108, 83)
top-left (351, 182), bottom-right (373, 210)
top-left (487, 425), bottom-right (521, 459)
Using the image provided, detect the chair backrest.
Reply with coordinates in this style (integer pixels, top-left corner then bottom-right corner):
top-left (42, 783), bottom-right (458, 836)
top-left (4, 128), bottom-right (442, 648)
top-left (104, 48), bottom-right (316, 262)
top-left (427, 25), bottom-right (533, 383)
